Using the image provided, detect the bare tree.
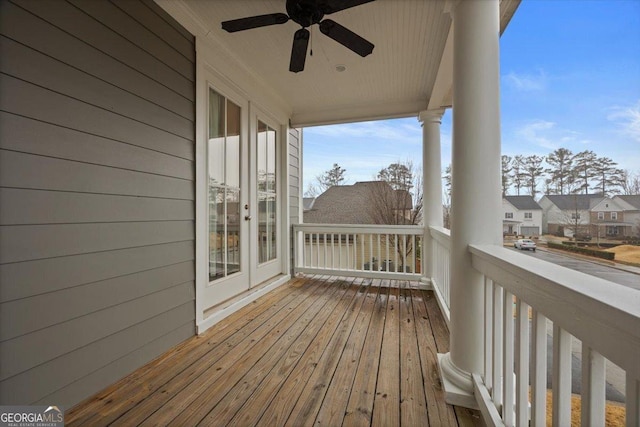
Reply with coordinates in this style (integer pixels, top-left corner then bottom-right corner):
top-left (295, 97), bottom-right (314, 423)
top-left (443, 164), bottom-right (452, 229)
top-left (305, 163), bottom-right (347, 197)
top-left (621, 170), bottom-right (640, 195)
top-left (559, 194), bottom-right (589, 238)
top-left (368, 161), bottom-right (422, 271)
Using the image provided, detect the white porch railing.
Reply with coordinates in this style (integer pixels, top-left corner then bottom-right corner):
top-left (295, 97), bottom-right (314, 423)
top-left (293, 223), bottom-right (640, 426)
top-left (293, 223), bottom-right (424, 280)
top-left (429, 226), bottom-right (451, 320)
top-left (470, 244), bottom-right (640, 427)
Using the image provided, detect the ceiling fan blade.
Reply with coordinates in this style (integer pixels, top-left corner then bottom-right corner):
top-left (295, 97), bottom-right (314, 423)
top-left (319, 19), bottom-right (374, 57)
top-left (323, 0), bottom-right (376, 15)
top-left (221, 13), bottom-right (289, 33)
top-left (289, 29), bottom-right (310, 73)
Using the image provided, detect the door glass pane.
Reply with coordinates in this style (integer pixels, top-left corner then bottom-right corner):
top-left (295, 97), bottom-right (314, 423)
top-left (257, 121), bottom-right (277, 264)
top-left (208, 88), bottom-right (242, 281)
top-left (267, 127), bottom-right (276, 192)
top-left (257, 121), bottom-right (268, 192)
top-left (208, 186), bottom-right (224, 280)
top-left (226, 189), bottom-right (241, 275)
top-left (226, 100), bottom-right (241, 188)
top-left (208, 89), bottom-right (225, 184)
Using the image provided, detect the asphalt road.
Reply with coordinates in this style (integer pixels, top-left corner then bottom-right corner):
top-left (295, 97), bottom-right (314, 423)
top-left (508, 246), bottom-right (640, 290)
top-left (507, 245), bottom-right (639, 402)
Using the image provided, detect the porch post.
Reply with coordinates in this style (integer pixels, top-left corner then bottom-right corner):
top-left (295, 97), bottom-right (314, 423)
top-left (418, 109), bottom-right (444, 283)
top-left (438, 0), bottom-right (502, 408)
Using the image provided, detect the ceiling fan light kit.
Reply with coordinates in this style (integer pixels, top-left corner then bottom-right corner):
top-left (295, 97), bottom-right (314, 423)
top-left (221, 0), bottom-right (376, 73)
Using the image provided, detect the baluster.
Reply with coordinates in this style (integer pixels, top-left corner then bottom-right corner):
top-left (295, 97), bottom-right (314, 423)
top-left (484, 277), bottom-right (493, 391)
top-left (309, 233), bottom-right (314, 268)
top-left (552, 325), bottom-right (572, 426)
top-left (323, 233), bottom-right (327, 270)
top-left (581, 345), bottom-right (605, 426)
top-left (377, 234), bottom-right (381, 271)
top-left (515, 298), bottom-right (530, 426)
top-left (493, 283), bottom-right (504, 409)
top-left (338, 233), bottom-right (342, 270)
top-left (361, 234), bottom-right (365, 271)
top-left (531, 310), bottom-right (547, 427)
top-left (503, 289), bottom-right (515, 425)
top-left (412, 235), bottom-right (417, 273)
top-left (385, 234), bottom-right (390, 273)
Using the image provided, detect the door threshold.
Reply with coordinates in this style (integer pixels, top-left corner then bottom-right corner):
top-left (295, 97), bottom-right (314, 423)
top-left (198, 274), bottom-right (291, 334)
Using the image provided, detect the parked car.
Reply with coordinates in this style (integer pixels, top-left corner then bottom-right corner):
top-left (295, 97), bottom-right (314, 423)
top-left (514, 238), bottom-right (536, 251)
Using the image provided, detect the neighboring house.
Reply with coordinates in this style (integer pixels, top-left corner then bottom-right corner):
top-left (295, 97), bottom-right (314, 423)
top-left (502, 195), bottom-right (542, 236)
top-left (303, 182), bottom-right (416, 272)
top-left (612, 195), bottom-right (640, 237)
top-left (538, 194), bottom-right (604, 236)
top-left (589, 197), bottom-right (636, 238)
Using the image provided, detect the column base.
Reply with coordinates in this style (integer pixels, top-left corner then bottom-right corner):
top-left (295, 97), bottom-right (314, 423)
top-left (420, 276), bottom-right (433, 290)
top-left (438, 352), bottom-right (479, 409)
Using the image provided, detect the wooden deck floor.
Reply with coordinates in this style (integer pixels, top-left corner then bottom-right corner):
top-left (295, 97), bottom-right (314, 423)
top-left (66, 275), bottom-right (482, 426)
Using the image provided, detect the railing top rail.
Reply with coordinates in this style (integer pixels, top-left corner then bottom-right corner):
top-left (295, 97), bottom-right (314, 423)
top-left (294, 223), bottom-right (424, 234)
top-left (470, 243), bottom-right (640, 380)
top-left (428, 226), bottom-right (451, 246)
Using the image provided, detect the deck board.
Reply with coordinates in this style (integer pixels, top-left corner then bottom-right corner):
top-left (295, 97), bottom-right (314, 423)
top-left (66, 275), bottom-right (479, 426)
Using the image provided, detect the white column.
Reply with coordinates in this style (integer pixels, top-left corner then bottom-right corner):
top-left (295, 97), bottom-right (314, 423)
top-left (438, 0), bottom-right (503, 408)
top-left (419, 110), bottom-right (444, 283)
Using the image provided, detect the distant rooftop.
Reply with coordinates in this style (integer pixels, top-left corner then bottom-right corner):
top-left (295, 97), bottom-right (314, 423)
top-left (542, 193), bottom-right (604, 210)
top-left (617, 195), bottom-right (640, 209)
top-left (504, 195), bottom-right (542, 210)
top-left (303, 181), bottom-right (411, 225)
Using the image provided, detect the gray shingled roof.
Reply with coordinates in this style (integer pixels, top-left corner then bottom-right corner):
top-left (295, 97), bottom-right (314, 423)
top-left (504, 195), bottom-right (542, 210)
top-left (618, 195), bottom-right (640, 209)
top-left (544, 194), bottom-right (604, 210)
top-left (303, 181), bottom-right (411, 224)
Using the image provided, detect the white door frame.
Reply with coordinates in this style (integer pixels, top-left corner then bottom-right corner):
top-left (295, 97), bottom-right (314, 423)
top-left (195, 48), bottom-right (290, 333)
top-left (249, 103), bottom-right (285, 286)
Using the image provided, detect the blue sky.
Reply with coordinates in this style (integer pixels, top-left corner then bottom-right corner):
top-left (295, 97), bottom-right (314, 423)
top-left (302, 0), bottom-right (640, 192)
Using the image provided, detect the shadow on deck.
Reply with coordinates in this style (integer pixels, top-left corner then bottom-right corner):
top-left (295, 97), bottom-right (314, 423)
top-left (66, 275), bottom-right (482, 426)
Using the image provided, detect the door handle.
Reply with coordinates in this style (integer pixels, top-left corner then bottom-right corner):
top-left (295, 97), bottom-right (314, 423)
top-left (245, 215), bottom-right (252, 221)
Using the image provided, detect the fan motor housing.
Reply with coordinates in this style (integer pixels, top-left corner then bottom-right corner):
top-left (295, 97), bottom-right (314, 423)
top-left (286, 0), bottom-right (325, 28)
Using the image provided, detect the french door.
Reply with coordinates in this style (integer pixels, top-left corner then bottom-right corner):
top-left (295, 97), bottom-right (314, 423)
top-left (251, 110), bottom-right (281, 285)
top-left (205, 86), bottom-right (250, 305)
top-left (201, 83), bottom-right (283, 310)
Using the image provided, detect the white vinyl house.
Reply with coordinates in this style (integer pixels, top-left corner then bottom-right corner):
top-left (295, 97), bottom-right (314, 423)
top-left (1, 1), bottom-right (639, 425)
top-left (502, 196), bottom-right (542, 236)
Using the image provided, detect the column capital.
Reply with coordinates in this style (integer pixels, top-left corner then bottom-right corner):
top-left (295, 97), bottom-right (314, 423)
top-left (418, 109), bottom-right (445, 125)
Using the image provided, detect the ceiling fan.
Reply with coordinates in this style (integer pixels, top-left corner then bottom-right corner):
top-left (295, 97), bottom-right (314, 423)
top-left (221, 0), bottom-right (375, 73)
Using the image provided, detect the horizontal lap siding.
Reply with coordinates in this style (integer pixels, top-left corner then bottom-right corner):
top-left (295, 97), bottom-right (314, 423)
top-left (0, 0), bottom-right (195, 407)
top-left (289, 128), bottom-right (302, 273)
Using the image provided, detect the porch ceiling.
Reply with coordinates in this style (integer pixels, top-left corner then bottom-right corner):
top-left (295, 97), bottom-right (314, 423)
top-left (162, 0), bottom-right (520, 127)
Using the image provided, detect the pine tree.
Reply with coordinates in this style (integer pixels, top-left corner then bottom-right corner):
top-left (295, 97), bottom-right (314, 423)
top-left (572, 150), bottom-right (597, 194)
top-left (592, 157), bottom-right (624, 196)
top-left (545, 148), bottom-right (574, 194)
top-left (521, 155), bottom-right (545, 197)
top-left (316, 163), bottom-right (346, 191)
top-left (511, 155), bottom-right (525, 195)
top-left (501, 155), bottom-right (513, 196)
